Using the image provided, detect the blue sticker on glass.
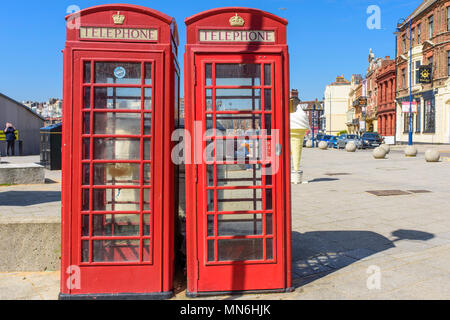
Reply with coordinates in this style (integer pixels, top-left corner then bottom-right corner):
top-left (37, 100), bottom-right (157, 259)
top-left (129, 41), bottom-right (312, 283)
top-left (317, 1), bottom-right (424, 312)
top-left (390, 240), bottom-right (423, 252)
top-left (114, 67), bottom-right (126, 79)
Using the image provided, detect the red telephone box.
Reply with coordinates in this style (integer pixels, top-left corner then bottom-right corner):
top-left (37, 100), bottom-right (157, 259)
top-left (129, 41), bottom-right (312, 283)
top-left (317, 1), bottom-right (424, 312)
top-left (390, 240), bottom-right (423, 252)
top-left (60, 4), bottom-right (180, 299)
top-left (184, 7), bottom-right (293, 296)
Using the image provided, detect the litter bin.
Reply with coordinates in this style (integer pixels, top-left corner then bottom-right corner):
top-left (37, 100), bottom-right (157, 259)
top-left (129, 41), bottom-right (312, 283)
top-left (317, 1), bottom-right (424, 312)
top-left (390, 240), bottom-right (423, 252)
top-left (40, 123), bottom-right (62, 170)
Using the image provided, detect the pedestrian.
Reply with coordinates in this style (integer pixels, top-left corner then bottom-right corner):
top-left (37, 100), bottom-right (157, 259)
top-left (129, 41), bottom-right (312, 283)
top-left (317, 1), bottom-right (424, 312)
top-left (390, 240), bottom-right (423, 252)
top-left (4, 122), bottom-right (16, 156)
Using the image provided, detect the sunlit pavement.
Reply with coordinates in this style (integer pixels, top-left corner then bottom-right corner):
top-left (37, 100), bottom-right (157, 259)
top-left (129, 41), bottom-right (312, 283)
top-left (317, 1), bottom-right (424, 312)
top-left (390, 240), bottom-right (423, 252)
top-left (1, 148), bottom-right (450, 300)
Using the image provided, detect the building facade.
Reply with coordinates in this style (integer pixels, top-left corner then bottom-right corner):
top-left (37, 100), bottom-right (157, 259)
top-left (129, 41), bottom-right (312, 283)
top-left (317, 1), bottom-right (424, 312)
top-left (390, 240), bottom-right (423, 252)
top-left (0, 92), bottom-right (45, 156)
top-left (324, 75), bottom-right (352, 135)
top-left (396, 0), bottom-right (450, 144)
top-left (376, 58), bottom-right (396, 142)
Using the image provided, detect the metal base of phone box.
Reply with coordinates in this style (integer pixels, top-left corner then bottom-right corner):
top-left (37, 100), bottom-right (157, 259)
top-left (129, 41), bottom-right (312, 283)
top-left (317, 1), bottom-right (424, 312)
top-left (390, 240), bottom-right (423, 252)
top-left (59, 291), bottom-right (173, 301)
top-left (186, 287), bottom-right (294, 298)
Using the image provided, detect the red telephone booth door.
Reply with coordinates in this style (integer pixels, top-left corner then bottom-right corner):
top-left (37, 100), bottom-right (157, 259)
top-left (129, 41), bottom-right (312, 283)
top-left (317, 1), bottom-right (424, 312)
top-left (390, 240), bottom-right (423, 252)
top-left (193, 54), bottom-right (287, 293)
top-left (70, 50), bottom-right (166, 295)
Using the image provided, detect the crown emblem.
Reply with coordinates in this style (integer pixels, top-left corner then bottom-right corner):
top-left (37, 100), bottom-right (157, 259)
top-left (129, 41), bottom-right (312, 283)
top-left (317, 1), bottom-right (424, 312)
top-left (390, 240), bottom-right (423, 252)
top-left (230, 14), bottom-right (245, 27)
top-left (113, 11), bottom-right (125, 25)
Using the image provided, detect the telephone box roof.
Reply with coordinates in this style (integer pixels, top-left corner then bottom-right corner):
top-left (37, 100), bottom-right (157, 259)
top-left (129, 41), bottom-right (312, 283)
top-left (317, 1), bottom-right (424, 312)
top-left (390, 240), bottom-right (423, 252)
top-left (185, 7), bottom-right (288, 26)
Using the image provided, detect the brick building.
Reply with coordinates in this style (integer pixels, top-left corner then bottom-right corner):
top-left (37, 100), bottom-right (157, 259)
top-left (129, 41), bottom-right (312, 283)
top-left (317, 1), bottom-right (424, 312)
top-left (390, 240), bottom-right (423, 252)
top-left (395, 0), bottom-right (450, 144)
top-left (376, 58), bottom-right (396, 139)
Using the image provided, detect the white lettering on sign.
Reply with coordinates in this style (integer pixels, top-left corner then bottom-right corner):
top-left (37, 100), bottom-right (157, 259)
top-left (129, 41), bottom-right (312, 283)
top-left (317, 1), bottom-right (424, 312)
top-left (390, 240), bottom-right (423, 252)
top-left (80, 27), bottom-right (158, 41)
top-left (199, 30), bottom-right (275, 43)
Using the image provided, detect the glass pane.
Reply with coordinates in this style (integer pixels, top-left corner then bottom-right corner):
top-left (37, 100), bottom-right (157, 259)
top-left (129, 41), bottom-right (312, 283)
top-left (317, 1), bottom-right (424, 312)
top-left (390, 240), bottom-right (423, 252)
top-left (84, 87), bottom-right (91, 109)
top-left (94, 113), bottom-right (141, 135)
top-left (218, 239), bottom-right (264, 262)
top-left (144, 139), bottom-right (152, 160)
top-left (93, 214), bottom-right (140, 237)
top-left (216, 89), bottom-right (261, 111)
top-left (93, 138), bottom-right (141, 160)
top-left (267, 214), bottom-right (273, 235)
top-left (84, 62), bottom-right (91, 83)
top-left (207, 215), bottom-right (215, 237)
top-left (143, 189), bottom-right (151, 211)
top-left (218, 214), bottom-right (263, 236)
top-left (207, 165), bottom-right (214, 187)
top-left (265, 89), bottom-right (272, 111)
top-left (93, 163), bottom-right (140, 186)
top-left (144, 215), bottom-right (151, 236)
top-left (83, 139), bottom-right (90, 160)
top-left (144, 164), bottom-right (151, 184)
top-left (215, 114), bottom-right (262, 137)
top-left (217, 189), bottom-right (262, 212)
top-left (207, 189), bottom-right (215, 212)
top-left (265, 115), bottom-right (272, 132)
top-left (264, 64), bottom-right (271, 86)
top-left (82, 164), bottom-right (90, 186)
top-left (82, 189), bottom-right (90, 211)
top-left (145, 63), bottom-right (152, 85)
top-left (95, 62), bottom-right (141, 84)
top-left (83, 113), bottom-right (91, 134)
top-left (206, 89), bottom-right (213, 111)
top-left (206, 64), bottom-right (213, 86)
top-left (94, 87), bottom-right (141, 110)
top-left (144, 88), bottom-right (152, 110)
top-left (93, 240), bottom-right (140, 263)
top-left (82, 215), bottom-right (90, 237)
top-left (216, 64), bottom-right (261, 86)
top-left (82, 241), bottom-right (89, 263)
top-left (144, 113), bottom-right (152, 135)
top-left (215, 138), bottom-right (263, 162)
top-left (266, 239), bottom-right (274, 260)
top-left (266, 189), bottom-right (273, 210)
top-left (93, 188), bottom-right (141, 212)
top-left (143, 240), bottom-right (151, 262)
top-left (217, 165), bottom-right (262, 187)
top-left (208, 240), bottom-right (215, 262)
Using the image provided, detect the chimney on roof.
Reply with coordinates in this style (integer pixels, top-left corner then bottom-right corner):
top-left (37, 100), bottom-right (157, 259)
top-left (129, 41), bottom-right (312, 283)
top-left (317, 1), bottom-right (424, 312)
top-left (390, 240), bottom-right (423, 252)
top-left (290, 89), bottom-right (299, 99)
top-left (385, 56), bottom-right (390, 60)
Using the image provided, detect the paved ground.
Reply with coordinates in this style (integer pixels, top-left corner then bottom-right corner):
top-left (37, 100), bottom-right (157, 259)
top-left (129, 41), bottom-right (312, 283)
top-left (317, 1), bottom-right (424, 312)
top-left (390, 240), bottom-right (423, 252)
top-left (0, 146), bottom-right (449, 300)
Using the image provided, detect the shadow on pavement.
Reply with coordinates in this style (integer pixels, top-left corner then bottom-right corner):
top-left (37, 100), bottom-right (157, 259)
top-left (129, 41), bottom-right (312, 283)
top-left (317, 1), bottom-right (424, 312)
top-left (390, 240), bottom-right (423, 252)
top-left (308, 178), bottom-right (340, 183)
top-left (292, 229), bottom-right (434, 288)
top-left (0, 191), bottom-right (61, 206)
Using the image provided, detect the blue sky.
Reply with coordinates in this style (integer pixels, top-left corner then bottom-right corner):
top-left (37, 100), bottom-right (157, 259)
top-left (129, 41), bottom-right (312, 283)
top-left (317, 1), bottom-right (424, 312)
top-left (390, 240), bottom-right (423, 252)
top-left (0, 0), bottom-right (422, 103)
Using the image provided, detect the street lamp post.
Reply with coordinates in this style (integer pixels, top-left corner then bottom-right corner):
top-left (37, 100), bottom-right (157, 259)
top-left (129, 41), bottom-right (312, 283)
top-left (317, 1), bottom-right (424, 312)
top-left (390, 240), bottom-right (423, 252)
top-left (396, 18), bottom-right (414, 146)
top-left (312, 102), bottom-right (316, 149)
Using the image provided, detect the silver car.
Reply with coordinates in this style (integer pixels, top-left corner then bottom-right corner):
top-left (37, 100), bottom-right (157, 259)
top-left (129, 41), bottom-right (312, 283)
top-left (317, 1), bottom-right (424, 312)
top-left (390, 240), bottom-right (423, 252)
top-left (337, 134), bottom-right (362, 149)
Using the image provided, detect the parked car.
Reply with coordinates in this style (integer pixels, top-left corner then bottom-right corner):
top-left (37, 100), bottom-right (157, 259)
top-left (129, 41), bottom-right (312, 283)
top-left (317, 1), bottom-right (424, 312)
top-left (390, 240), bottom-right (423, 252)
top-left (327, 136), bottom-right (339, 149)
top-left (337, 134), bottom-right (363, 149)
top-left (361, 132), bottom-right (384, 149)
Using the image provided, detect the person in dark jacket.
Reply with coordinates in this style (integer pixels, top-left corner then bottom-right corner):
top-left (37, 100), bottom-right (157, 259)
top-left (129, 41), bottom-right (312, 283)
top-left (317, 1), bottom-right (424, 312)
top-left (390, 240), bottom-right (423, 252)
top-left (4, 123), bottom-right (16, 156)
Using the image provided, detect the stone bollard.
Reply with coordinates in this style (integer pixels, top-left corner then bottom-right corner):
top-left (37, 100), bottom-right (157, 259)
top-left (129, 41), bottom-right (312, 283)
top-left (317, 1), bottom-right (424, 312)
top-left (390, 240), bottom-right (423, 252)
top-left (305, 140), bottom-right (313, 148)
top-left (373, 147), bottom-right (387, 159)
top-left (318, 141), bottom-right (328, 150)
top-left (380, 144), bottom-right (390, 154)
top-left (425, 149), bottom-right (440, 162)
top-left (346, 142), bottom-right (357, 152)
top-left (405, 145), bottom-right (418, 157)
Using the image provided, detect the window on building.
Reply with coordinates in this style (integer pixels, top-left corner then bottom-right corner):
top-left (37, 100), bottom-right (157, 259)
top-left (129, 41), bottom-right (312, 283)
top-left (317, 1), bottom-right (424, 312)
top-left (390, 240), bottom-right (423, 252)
top-left (448, 7), bottom-right (450, 32)
top-left (402, 34), bottom-right (406, 53)
top-left (417, 24), bottom-right (421, 44)
top-left (415, 100), bottom-right (421, 133)
top-left (448, 51), bottom-right (450, 76)
top-left (402, 69), bottom-right (406, 88)
top-left (411, 27), bottom-right (415, 45)
top-left (428, 15), bottom-right (433, 39)
top-left (404, 110), bottom-right (414, 134)
top-left (415, 60), bottom-right (422, 84)
top-left (423, 98), bottom-right (435, 133)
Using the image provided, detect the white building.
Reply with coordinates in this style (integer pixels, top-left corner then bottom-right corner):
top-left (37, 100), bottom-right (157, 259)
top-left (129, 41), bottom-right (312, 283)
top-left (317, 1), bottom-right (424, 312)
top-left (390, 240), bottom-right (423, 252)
top-left (324, 75), bottom-right (352, 135)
